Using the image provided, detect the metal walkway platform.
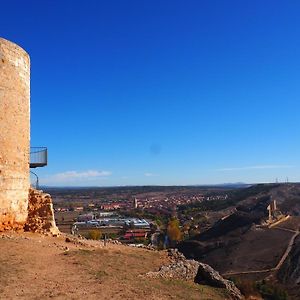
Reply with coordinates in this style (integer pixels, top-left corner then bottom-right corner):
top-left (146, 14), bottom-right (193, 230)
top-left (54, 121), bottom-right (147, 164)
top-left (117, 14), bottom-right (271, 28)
top-left (30, 147), bottom-right (47, 168)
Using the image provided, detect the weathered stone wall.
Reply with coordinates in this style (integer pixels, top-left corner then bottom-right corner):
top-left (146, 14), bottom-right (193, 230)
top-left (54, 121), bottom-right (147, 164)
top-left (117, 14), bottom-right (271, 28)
top-left (0, 38), bottom-right (30, 231)
top-left (25, 188), bottom-right (60, 236)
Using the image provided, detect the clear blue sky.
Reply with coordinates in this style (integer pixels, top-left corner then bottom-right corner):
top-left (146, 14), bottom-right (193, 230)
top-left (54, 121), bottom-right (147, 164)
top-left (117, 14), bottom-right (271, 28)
top-left (2, 1), bottom-right (300, 186)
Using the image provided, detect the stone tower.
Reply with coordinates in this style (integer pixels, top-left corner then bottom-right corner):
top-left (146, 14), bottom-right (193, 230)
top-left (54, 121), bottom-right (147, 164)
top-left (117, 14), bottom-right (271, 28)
top-left (0, 38), bottom-right (30, 231)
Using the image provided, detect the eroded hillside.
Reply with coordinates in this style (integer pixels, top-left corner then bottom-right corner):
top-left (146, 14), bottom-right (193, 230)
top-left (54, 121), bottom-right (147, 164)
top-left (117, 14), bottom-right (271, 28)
top-left (178, 183), bottom-right (300, 299)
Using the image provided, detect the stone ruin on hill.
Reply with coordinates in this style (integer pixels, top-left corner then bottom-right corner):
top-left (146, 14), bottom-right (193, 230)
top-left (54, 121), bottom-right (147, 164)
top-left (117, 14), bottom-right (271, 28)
top-left (0, 37), bottom-right (59, 235)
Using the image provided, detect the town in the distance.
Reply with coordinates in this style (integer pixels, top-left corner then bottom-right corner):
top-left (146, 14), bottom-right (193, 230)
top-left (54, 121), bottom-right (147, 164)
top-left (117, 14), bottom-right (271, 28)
top-left (46, 181), bottom-right (300, 300)
top-left (49, 184), bottom-right (237, 242)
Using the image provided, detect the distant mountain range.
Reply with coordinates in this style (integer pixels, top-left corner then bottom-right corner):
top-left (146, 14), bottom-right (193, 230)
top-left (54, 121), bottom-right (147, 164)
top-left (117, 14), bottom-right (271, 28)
top-left (41, 182), bottom-right (251, 189)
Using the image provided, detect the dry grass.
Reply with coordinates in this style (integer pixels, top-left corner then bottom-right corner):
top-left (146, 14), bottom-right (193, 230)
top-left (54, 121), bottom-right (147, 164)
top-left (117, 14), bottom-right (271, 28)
top-left (0, 233), bottom-right (228, 299)
top-left (65, 246), bottom-right (228, 299)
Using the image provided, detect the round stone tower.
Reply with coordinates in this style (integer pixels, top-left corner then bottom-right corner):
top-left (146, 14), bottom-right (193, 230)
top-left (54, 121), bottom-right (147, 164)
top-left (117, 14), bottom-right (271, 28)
top-left (0, 38), bottom-right (30, 231)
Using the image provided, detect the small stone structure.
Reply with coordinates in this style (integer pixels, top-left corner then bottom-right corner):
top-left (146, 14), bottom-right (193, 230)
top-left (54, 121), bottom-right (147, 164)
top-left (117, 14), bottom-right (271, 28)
top-left (267, 199), bottom-right (278, 222)
top-left (133, 197), bottom-right (138, 209)
top-left (24, 188), bottom-right (60, 236)
top-left (266, 197), bottom-right (284, 225)
top-left (0, 38), bottom-right (30, 231)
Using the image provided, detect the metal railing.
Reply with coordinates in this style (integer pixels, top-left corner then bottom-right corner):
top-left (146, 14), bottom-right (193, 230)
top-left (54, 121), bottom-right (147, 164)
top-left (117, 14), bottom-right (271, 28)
top-left (30, 147), bottom-right (47, 168)
top-left (30, 171), bottom-right (40, 189)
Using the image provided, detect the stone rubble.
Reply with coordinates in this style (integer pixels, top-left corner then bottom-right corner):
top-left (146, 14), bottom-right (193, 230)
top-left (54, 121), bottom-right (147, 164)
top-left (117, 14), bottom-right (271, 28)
top-left (65, 235), bottom-right (93, 247)
top-left (106, 239), bottom-right (122, 245)
top-left (146, 249), bottom-right (243, 300)
top-left (127, 243), bottom-right (156, 250)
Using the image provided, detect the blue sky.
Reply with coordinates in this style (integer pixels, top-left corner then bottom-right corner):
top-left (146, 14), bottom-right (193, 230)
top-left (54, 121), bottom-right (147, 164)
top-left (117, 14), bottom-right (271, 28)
top-left (1, 1), bottom-right (300, 186)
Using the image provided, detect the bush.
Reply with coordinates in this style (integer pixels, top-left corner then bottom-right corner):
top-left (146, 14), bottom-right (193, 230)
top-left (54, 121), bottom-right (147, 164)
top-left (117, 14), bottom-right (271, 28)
top-left (233, 279), bottom-right (259, 298)
top-left (87, 229), bottom-right (102, 240)
top-left (256, 281), bottom-right (288, 300)
top-left (106, 233), bottom-right (117, 239)
top-left (232, 278), bottom-right (288, 300)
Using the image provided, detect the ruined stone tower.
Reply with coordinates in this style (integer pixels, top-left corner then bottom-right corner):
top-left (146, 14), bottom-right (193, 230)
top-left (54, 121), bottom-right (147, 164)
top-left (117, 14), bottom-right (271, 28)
top-left (0, 38), bottom-right (30, 230)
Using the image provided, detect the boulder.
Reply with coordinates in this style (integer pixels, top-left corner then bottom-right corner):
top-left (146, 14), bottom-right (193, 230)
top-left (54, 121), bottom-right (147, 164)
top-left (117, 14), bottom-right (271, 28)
top-left (146, 249), bottom-right (243, 300)
top-left (147, 258), bottom-right (200, 281)
top-left (195, 262), bottom-right (243, 300)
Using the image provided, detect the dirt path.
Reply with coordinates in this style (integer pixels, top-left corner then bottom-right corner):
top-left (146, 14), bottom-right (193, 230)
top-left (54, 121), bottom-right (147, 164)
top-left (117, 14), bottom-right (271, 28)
top-left (274, 230), bottom-right (299, 270)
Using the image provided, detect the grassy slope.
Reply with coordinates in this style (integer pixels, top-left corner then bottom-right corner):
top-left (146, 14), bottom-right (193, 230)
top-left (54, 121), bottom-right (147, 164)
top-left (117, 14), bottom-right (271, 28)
top-left (0, 233), bottom-right (228, 300)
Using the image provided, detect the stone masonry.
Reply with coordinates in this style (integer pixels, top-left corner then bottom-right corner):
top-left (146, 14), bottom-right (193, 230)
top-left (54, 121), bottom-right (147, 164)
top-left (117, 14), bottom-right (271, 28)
top-left (24, 188), bottom-right (60, 236)
top-left (0, 38), bottom-right (30, 231)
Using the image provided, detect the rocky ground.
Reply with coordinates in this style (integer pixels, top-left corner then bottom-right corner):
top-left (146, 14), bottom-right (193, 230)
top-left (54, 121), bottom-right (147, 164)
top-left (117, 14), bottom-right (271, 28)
top-left (146, 249), bottom-right (242, 300)
top-left (0, 232), bottom-right (229, 300)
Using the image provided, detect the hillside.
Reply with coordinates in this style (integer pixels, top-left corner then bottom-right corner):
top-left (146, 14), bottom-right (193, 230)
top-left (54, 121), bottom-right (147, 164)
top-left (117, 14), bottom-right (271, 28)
top-left (278, 235), bottom-right (300, 299)
top-left (0, 232), bottom-right (229, 300)
top-left (178, 183), bottom-right (300, 298)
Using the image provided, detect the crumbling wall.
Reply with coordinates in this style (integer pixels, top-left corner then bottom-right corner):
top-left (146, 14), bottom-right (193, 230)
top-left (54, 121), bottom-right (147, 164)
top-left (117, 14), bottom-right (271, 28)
top-left (24, 188), bottom-right (60, 236)
top-left (0, 38), bottom-right (30, 231)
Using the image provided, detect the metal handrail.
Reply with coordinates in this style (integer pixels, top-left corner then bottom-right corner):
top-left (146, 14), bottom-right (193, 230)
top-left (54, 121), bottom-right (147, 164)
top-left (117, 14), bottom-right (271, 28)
top-left (30, 170), bottom-right (39, 189)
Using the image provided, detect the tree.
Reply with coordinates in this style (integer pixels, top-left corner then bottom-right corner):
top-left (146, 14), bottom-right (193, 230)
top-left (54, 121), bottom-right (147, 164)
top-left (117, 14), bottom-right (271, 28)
top-left (167, 217), bottom-right (182, 244)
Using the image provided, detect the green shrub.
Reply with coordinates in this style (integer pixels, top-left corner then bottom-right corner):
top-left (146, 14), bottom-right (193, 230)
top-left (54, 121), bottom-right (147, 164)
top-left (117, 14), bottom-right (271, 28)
top-left (256, 281), bottom-right (288, 300)
top-left (106, 233), bottom-right (117, 239)
top-left (232, 278), bottom-right (288, 300)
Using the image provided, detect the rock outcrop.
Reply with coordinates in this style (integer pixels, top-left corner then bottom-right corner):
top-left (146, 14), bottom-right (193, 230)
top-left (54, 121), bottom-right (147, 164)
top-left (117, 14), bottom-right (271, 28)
top-left (146, 257), bottom-right (200, 281)
top-left (24, 188), bottom-right (60, 236)
top-left (195, 262), bottom-right (243, 300)
top-left (146, 249), bottom-right (243, 300)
